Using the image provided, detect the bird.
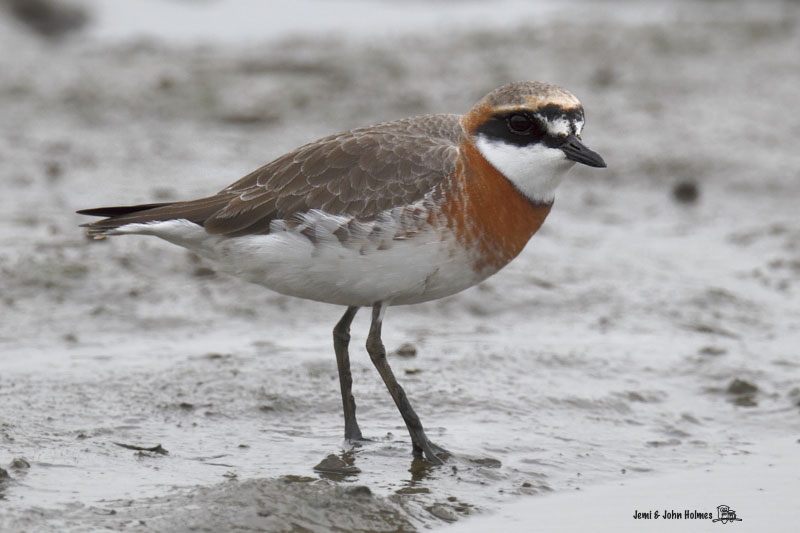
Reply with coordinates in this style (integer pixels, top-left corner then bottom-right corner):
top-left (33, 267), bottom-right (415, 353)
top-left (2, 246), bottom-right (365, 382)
top-left (78, 81), bottom-right (606, 464)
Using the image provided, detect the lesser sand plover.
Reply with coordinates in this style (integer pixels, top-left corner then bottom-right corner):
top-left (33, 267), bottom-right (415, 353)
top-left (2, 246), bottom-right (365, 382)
top-left (79, 81), bottom-right (606, 464)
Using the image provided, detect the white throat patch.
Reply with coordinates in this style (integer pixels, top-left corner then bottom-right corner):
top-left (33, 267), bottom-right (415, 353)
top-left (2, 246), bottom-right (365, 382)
top-left (474, 135), bottom-right (575, 204)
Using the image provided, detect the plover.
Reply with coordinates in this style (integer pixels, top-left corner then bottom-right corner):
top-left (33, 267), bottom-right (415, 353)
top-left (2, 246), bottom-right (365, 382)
top-left (78, 81), bottom-right (606, 464)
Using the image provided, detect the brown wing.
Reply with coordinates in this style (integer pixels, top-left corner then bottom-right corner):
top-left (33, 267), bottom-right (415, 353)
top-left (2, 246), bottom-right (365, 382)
top-left (80, 114), bottom-right (463, 237)
top-left (204, 114), bottom-right (463, 236)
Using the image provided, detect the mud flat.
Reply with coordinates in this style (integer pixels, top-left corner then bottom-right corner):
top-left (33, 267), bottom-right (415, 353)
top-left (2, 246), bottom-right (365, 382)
top-left (1, 1), bottom-right (800, 531)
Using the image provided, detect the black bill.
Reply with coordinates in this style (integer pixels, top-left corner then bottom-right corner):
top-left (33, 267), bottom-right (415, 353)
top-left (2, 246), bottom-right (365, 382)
top-left (561, 136), bottom-right (606, 168)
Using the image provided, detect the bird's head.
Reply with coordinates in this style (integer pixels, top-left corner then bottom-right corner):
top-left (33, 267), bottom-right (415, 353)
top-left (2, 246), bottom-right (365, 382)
top-left (463, 81), bottom-right (606, 205)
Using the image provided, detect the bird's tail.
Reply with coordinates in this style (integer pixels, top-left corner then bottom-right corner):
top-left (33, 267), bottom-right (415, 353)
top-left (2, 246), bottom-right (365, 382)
top-left (77, 196), bottom-right (230, 238)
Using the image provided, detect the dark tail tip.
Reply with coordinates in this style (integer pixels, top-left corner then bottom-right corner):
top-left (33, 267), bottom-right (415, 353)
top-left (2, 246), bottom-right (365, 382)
top-left (77, 202), bottom-right (175, 218)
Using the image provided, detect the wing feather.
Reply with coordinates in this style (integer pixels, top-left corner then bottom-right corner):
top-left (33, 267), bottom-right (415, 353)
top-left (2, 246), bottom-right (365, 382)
top-left (203, 114), bottom-right (462, 236)
top-left (81, 114), bottom-right (463, 237)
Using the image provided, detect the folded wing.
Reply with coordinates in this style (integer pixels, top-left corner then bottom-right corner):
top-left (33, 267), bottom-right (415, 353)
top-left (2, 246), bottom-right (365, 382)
top-left (79, 114), bottom-right (463, 238)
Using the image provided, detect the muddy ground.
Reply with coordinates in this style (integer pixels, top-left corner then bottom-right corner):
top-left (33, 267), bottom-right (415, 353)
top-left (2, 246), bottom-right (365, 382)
top-left (1, 1), bottom-right (799, 532)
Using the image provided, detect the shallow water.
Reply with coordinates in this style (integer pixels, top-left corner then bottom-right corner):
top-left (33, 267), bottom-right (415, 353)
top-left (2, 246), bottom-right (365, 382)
top-left (1, 1), bottom-right (800, 531)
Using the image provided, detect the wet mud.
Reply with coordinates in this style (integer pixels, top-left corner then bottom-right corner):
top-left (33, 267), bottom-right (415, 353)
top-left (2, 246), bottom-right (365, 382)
top-left (1, 1), bottom-right (800, 532)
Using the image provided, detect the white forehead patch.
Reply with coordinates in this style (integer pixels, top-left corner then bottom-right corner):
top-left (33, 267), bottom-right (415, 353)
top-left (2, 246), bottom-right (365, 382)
top-left (541, 116), bottom-right (584, 138)
top-left (475, 135), bottom-right (576, 204)
top-left (543, 117), bottom-right (571, 137)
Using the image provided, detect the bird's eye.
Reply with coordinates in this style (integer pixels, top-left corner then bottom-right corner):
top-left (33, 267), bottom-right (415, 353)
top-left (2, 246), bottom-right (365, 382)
top-left (508, 114), bottom-right (533, 134)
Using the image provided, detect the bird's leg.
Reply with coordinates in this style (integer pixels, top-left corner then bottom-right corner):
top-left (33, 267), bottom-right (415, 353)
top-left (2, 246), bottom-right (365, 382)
top-left (333, 306), bottom-right (363, 442)
top-left (365, 302), bottom-right (445, 464)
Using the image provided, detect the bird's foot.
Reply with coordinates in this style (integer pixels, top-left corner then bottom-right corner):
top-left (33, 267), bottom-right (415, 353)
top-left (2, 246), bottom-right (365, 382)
top-left (343, 421), bottom-right (367, 443)
top-left (343, 428), bottom-right (374, 451)
top-left (413, 438), bottom-right (448, 465)
top-left (344, 436), bottom-right (373, 446)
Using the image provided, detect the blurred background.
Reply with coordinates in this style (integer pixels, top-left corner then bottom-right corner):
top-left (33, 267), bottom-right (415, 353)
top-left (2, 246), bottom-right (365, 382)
top-left (1, 1), bottom-right (799, 531)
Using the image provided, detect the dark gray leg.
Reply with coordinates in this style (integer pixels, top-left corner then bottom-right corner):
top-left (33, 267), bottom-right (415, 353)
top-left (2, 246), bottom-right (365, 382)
top-left (333, 306), bottom-right (363, 442)
top-left (365, 303), bottom-right (444, 464)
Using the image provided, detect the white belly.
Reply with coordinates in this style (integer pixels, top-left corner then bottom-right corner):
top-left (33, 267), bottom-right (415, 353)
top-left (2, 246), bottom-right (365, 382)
top-left (114, 216), bottom-right (489, 307)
